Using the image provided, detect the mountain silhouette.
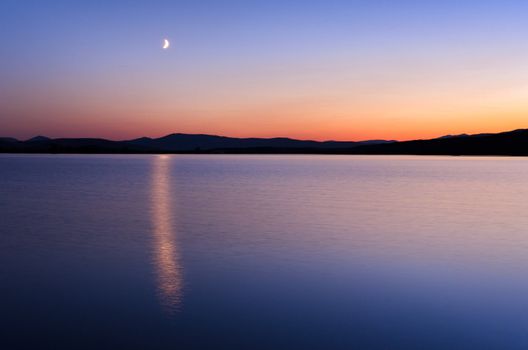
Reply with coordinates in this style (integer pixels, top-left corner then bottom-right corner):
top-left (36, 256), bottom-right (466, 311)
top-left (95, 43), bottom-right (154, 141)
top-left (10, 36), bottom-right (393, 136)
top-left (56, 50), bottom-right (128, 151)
top-left (0, 133), bottom-right (391, 153)
top-left (1, 129), bottom-right (527, 155)
top-left (126, 133), bottom-right (390, 151)
top-left (26, 135), bottom-right (51, 142)
top-left (346, 129), bottom-right (528, 156)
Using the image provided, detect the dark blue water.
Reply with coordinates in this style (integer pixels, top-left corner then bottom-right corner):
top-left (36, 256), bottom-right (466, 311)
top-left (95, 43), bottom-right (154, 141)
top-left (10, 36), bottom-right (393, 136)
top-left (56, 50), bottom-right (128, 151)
top-left (2, 154), bottom-right (528, 349)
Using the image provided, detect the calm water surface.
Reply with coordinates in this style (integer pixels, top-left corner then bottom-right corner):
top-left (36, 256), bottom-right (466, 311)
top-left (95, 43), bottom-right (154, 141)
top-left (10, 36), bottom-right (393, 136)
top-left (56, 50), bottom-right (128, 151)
top-left (2, 154), bottom-right (528, 349)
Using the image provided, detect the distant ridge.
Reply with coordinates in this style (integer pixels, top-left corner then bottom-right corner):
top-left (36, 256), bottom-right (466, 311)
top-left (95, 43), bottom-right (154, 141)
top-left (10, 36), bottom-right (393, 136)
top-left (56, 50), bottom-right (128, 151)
top-left (347, 129), bottom-right (528, 156)
top-left (125, 133), bottom-right (391, 151)
top-left (0, 133), bottom-right (392, 153)
top-left (1, 129), bottom-right (527, 155)
top-left (26, 135), bottom-right (51, 142)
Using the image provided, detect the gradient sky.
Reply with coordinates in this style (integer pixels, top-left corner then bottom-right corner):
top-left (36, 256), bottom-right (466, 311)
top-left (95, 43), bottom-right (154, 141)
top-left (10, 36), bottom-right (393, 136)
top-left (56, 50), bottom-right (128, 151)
top-left (1, 0), bottom-right (528, 141)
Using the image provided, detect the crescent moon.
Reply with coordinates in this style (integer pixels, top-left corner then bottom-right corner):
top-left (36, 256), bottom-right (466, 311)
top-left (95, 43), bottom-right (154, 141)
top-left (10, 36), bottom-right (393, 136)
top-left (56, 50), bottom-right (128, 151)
top-left (163, 39), bottom-right (170, 49)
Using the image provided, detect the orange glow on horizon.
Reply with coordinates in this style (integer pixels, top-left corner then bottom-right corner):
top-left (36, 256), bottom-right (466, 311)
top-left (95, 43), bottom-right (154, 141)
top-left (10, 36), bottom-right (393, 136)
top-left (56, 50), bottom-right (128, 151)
top-left (4, 62), bottom-right (528, 142)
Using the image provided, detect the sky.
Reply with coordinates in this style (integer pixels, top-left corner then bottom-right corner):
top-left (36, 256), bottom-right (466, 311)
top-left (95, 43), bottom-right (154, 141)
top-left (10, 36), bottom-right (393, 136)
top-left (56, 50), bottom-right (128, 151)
top-left (1, 0), bottom-right (528, 141)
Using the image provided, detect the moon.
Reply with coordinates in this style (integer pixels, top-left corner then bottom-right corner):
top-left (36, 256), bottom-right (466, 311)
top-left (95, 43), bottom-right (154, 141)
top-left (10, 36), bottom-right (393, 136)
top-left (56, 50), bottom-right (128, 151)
top-left (163, 39), bottom-right (170, 50)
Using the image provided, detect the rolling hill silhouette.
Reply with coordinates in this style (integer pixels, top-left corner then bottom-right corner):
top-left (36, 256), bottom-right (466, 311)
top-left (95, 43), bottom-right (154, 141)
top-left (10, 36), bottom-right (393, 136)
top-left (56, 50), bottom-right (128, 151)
top-left (0, 134), bottom-right (391, 153)
top-left (126, 133), bottom-right (390, 151)
top-left (346, 129), bottom-right (528, 156)
top-left (0, 129), bottom-right (527, 155)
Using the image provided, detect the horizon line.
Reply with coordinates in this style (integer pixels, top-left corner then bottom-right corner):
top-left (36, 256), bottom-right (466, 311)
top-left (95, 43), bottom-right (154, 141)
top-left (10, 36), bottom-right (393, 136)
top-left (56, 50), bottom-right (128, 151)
top-left (4, 127), bottom-right (528, 144)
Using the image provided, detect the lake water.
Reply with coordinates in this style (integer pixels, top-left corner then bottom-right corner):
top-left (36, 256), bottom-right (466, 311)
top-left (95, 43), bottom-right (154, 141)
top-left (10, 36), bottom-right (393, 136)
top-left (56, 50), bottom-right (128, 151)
top-left (2, 154), bottom-right (528, 349)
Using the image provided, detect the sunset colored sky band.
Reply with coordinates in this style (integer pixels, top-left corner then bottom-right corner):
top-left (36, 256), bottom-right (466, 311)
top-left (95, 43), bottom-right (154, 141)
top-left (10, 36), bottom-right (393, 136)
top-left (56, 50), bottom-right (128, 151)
top-left (1, 0), bottom-right (528, 141)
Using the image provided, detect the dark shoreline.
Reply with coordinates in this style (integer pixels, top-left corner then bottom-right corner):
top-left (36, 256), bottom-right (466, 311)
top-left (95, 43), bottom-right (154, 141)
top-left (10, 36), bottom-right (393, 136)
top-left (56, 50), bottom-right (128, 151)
top-left (2, 128), bottom-right (528, 156)
top-left (1, 151), bottom-right (527, 156)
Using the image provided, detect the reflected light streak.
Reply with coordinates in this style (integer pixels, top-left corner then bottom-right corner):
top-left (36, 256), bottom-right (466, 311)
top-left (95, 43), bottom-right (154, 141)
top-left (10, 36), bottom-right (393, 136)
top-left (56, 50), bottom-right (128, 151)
top-left (151, 155), bottom-right (183, 313)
